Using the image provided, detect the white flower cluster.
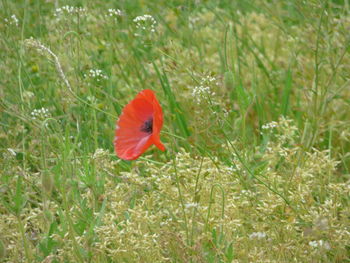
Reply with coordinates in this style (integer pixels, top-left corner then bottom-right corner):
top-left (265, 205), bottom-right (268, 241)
top-left (191, 75), bottom-right (217, 104)
top-left (106, 8), bottom-right (122, 18)
top-left (133, 14), bottom-right (156, 35)
top-left (201, 75), bottom-right (218, 84)
top-left (189, 16), bottom-right (200, 29)
top-left (84, 69), bottom-right (108, 81)
top-left (54, 6), bottom-right (87, 17)
top-left (184, 202), bottom-right (199, 209)
top-left (249, 232), bottom-right (267, 240)
top-left (30, 107), bottom-right (50, 120)
top-left (309, 240), bottom-right (331, 250)
top-left (226, 166), bottom-right (237, 173)
top-left (262, 121), bottom-right (278, 130)
top-left (93, 148), bottom-right (109, 160)
top-left (87, 95), bottom-right (97, 104)
top-left (4, 14), bottom-right (19, 27)
top-left (23, 91), bottom-right (35, 100)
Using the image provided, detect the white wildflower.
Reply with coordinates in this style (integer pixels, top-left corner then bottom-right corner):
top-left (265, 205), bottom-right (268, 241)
top-left (201, 75), bottom-right (218, 85)
top-left (87, 95), bottom-right (97, 104)
top-left (23, 91), bottom-right (35, 100)
top-left (240, 189), bottom-right (255, 197)
top-left (249, 232), bottom-right (267, 240)
top-left (54, 6), bottom-right (87, 18)
top-left (262, 121), bottom-right (278, 130)
top-left (133, 14), bottom-right (157, 35)
top-left (30, 107), bottom-right (50, 120)
top-left (106, 8), bottom-right (122, 18)
top-left (4, 14), bottom-right (19, 27)
top-left (93, 148), bottom-right (109, 159)
top-left (84, 69), bottom-right (108, 82)
top-left (191, 75), bottom-right (217, 104)
top-left (222, 108), bottom-right (229, 118)
top-left (189, 16), bottom-right (200, 29)
top-left (226, 166), bottom-right (237, 173)
top-left (192, 85), bottom-right (213, 104)
top-left (184, 203), bottom-right (199, 209)
top-left (309, 240), bottom-right (331, 250)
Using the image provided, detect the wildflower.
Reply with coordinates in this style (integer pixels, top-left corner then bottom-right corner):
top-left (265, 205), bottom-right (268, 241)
top-left (84, 69), bottom-right (108, 82)
top-left (249, 232), bottom-right (267, 240)
top-left (87, 95), bottom-right (97, 104)
top-left (23, 91), bottom-right (34, 100)
top-left (4, 14), bottom-right (19, 27)
top-left (189, 16), bottom-right (200, 29)
top-left (54, 6), bottom-right (87, 18)
top-left (184, 203), bottom-right (199, 209)
top-left (133, 14), bottom-right (157, 35)
top-left (114, 89), bottom-right (165, 160)
top-left (309, 240), bottom-right (331, 250)
top-left (191, 75), bottom-right (217, 104)
top-left (30, 107), bottom-right (50, 120)
top-left (261, 121), bottom-right (278, 130)
top-left (226, 166), bottom-right (237, 173)
top-left (93, 148), bottom-right (109, 160)
top-left (106, 8), bottom-right (122, 18)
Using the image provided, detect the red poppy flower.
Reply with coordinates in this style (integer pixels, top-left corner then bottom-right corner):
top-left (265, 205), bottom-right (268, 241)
top-left (114, 89), bottom-right (166, 160)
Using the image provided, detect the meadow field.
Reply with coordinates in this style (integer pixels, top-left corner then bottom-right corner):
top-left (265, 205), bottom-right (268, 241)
top-left (1, 0), bottom-right (350, 262)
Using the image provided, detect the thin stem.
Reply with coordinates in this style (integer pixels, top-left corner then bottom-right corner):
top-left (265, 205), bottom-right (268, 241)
top-left (60, 142), bottom-right (84, 262)
top-left (171, 140), bottom-right (189, 245)
top-left (17, 216), bottom-right (33, 262)
top-left (205, 183), bottom-right (225, 232)
top-left (61, 184), bottom-right (84, 263)
top-left (190, 157), bottom-right (204, 246)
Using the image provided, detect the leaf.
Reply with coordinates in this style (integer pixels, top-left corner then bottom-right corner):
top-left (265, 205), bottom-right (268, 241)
top-left (226, 242), bottom-right (234, 262)
top-left (281, 69), bottom-right (293, 115)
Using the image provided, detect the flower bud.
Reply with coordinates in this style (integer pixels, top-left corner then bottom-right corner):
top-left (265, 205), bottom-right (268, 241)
top-left (42, 172), bottom-right (54, 194)
top-left (224, 70), bottom-right (235, 91)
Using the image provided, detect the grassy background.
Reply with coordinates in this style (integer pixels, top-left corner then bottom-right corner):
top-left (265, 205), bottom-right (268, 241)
top-left (1, 0), bottom-right (350, 262)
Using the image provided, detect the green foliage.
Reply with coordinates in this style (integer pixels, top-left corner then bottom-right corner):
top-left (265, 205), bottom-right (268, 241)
top-left (1, 0), bottom-right (350, 262)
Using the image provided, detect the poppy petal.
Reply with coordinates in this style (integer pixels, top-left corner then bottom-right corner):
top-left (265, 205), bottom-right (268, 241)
top-left (152, 133), bottom-right (165, 151)
top-left (114, 89), bottom-right (165, 160)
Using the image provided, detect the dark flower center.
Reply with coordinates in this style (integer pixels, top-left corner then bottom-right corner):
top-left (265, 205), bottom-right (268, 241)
top-left (140, 118), bottom-right (153, 134)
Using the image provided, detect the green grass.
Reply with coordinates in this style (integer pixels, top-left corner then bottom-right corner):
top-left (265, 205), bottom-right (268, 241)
top-left (1, 0), bottom-right (350, 262)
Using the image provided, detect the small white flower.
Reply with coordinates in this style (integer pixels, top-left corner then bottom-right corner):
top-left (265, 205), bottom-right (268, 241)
top-left (23, 91), bottom-right (35, 100)
top-left (185, 202), bottom-right (199, 209)
top-left (192, 75), bottom-right (217, 104)
top-left (249, 232), bottom-right (267, 240)
top-left (4, 14), bottom-right (19, 27)
top-left (87, 96), bottom-right (97, 104)
top-left (189, 16), bottom-right (200, 28)
top-left (30, 107), bottom-right (50, 120)
top-left (54, 6), bottom-right (87, 18)
top-left (93, 148), bottom-right (109, 159)
top-left (226, 166), bottom-right (237, 173)
top-left (133, 14), bottom-right (157, 35)
top-left (309, 240), bottom-right (330, 250)
top-left (106, 8), bottom-right (122, 18)
top-left (84, 69), bottom-right (108, 81)
top-left (262, 121), bottom-right (278, 130)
